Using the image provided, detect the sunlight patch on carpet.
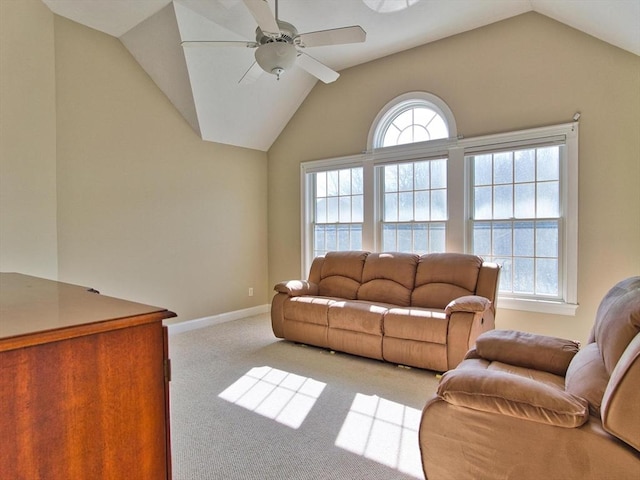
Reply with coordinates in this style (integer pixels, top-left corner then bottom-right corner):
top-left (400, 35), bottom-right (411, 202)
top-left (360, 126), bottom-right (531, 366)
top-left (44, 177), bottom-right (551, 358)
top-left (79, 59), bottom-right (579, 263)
top-left (335, 393), bottom-right (423, 478)
top-left (218, 366), bottom-right (326, 429)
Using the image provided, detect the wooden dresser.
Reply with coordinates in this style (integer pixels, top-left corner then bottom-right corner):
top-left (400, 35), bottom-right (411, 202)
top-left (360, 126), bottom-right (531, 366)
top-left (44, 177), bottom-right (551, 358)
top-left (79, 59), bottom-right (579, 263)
top-left (0, 273), bottom-right (176, 480)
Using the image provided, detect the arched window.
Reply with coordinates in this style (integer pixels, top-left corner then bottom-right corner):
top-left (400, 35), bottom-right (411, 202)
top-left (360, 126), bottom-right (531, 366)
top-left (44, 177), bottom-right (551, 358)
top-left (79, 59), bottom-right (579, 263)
top-left (368, 92), bottom-right (457, 149)
top-left (365, 93), bottom-right (456, 255)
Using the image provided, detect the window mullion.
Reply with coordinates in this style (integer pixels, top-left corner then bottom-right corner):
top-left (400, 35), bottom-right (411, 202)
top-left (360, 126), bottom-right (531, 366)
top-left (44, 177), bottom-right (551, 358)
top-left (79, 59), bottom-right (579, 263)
top-left (447, 147), bottom-right (465, 252)
top-left (362, 159), bottom-right (376, 251)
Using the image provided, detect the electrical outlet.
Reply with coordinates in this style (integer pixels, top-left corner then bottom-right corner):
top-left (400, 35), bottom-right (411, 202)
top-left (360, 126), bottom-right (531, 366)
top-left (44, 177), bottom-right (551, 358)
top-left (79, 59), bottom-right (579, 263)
top-left (248, 287), bottom-right (254, 297)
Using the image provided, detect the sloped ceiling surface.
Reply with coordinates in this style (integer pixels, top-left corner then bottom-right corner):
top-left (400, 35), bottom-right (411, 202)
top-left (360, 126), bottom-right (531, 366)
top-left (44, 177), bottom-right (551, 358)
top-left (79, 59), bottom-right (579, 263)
top-left (42, 0), bottom-right (640, 152)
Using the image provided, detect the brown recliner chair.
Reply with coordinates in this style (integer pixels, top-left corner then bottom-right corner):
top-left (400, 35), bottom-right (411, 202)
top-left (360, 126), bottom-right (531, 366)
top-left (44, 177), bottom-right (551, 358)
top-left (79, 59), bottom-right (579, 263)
top-left (419, 277), bottom-right (640, 479)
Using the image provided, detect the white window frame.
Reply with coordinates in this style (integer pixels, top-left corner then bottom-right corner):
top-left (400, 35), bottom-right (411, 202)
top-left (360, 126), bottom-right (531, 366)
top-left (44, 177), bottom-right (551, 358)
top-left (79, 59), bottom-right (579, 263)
top-left (301, 154), bottom-right (368, 275)
top-left (301, 95), bottom-right (578, 315)
top-left (461, 123), bottom-right (579, 314)
top-left (378, 158), bottom-right (449, 254)
top-left (309, 165), bottom-right (365, 258)
top-left (368, 91), bottom-right (458, 148)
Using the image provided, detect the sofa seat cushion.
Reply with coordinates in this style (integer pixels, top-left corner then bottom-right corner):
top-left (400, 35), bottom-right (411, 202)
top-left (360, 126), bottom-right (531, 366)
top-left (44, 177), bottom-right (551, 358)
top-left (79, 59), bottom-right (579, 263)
top-left (384, 308), bottom-right (448, 344)
top-left (283, 319), bottom-right (329, 348)
top-left (436, 368), bottom-right (589, 428)
top-left (456, 354), bottom-right (566, 390)
top-left (383, 336), bottom-right (448, 371)
top-left (487, 361), bottom-right (566, 391)
top-left (328, 301), bottom-right (388, 335)
top-left (284, 296), bottom-right (337, 326)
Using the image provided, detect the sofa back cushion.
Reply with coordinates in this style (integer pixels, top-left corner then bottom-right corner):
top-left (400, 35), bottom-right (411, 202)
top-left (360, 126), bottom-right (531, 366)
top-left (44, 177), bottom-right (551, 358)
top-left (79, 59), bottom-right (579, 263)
top-left (412, 253), bottom-right (483, 309)
top-left (565, 343), bottom-right (609, 417)
top-left (357, 252), bottom-right (419, 306)
top-left (601, 333), bottom-right (640, 451)
top-left (590, 276), bottom-right (640, 451)
top-left (308, 256), bottom-right (324, 285)
top-left (589, 276), bottom-right (640, 374)
top-left (317, 251), bottom-right (369, 299)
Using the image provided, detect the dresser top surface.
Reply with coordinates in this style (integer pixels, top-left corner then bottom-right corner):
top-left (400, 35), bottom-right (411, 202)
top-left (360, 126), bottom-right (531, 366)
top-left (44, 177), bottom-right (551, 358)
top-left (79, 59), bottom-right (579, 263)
top-left (0, 273), bottom-right (174, 341)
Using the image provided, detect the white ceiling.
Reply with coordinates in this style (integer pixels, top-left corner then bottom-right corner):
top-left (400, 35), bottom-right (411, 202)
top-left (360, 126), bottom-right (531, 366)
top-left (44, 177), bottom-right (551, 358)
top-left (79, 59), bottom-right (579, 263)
top-left (42, 0), bottom-right (640, 151)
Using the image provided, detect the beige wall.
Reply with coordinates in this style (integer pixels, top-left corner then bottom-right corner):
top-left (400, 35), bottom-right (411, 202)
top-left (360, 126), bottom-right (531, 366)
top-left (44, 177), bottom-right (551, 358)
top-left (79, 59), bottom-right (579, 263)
top-left (0, 0), bottom-right (58, 279)
top-left (268, 12), bottom-right (640, 344)
top-left (1, 0), bottom-right (269, 322)
top-left (53, 16), bottom-right (269, 321)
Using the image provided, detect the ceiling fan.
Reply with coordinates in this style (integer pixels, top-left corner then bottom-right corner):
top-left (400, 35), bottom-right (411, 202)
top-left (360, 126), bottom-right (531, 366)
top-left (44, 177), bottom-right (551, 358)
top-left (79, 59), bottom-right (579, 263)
top-left (181, 0), bottom-right (366, 84)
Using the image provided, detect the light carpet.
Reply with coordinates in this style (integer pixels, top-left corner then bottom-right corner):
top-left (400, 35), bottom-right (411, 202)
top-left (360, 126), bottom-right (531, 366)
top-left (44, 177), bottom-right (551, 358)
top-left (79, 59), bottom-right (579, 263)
top-left (169, 313), bottom-right (439, 480)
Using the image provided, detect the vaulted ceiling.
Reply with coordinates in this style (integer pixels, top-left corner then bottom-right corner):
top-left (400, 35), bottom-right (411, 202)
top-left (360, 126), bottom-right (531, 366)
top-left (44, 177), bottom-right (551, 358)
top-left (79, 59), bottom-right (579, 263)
top-left (42, 0), bottom-right (640, 151)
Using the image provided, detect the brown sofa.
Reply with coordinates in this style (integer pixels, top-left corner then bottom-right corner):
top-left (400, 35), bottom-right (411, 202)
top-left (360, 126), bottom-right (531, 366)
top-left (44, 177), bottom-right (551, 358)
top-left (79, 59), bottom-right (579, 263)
top-left (271, 251), bottom-right (500, 372)
top-left (419, 276), bottom-right (640, 479)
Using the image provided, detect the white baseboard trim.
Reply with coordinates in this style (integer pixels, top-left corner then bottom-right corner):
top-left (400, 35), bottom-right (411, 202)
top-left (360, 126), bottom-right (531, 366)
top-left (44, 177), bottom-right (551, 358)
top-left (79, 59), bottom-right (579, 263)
top-left (166, 304), bottom-right (270, 335)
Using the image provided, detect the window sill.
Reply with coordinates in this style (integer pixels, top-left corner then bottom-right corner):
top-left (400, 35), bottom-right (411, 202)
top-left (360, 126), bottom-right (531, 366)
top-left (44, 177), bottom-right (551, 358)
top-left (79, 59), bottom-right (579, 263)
top-left (498, 297), bottom-right (578, 316)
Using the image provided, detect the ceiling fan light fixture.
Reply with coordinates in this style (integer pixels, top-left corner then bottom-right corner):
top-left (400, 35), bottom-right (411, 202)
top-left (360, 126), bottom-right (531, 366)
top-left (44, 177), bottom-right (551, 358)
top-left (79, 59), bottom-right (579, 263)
top-left (255, 42), bottom-right (297, 79)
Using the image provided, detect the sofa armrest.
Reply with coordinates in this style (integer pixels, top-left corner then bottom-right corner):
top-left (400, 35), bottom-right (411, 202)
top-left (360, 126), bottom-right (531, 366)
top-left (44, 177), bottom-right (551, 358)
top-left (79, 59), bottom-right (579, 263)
top-left (437, 368), bottom-right (589, 428)
top-left (444, 297), bottom-right (495, 370)
top-left (475, 330), bottom-right (580, 376)
top-left (273, 280), bottom-right (319, 297)
top-left (445, 295), bottom-right (491, 314)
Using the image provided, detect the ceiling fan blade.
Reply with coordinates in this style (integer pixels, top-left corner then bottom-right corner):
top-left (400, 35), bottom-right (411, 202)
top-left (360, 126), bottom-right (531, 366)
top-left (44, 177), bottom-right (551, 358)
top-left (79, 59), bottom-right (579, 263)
top-left (239, 61), bottom-right (264, 84)
top-left (181, 41), bottom-right (258, 48)
top-left (242, 0), bottom-right (280, 37)
top-left (296, 52), bottom-right (339, 84)
top-left (297, 26), bottom-right (366, 48)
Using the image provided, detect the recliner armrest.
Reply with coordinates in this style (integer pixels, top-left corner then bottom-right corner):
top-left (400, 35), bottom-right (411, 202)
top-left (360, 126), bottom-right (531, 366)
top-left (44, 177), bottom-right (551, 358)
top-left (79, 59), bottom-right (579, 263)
top-left (437, 368), bottom-right (589, 428)
top-left (475, 330), bottom-right (580, 376)
top-left (273, 280), bottom-right (319, 297)
top-left (445, 295), bottom-right (491, 314)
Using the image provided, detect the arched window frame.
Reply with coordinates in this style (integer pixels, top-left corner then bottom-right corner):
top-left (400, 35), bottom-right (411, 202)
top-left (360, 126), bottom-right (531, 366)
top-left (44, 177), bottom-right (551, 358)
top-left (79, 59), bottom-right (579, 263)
top-left (367, 92), bottom-right (457, 150)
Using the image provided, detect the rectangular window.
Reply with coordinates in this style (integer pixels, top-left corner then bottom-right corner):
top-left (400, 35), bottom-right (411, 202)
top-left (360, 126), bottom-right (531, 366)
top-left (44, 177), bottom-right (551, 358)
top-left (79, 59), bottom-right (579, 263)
top-left (312, 167), bottom-right (363, 257)
top-left (380, 159), bottom-right (447, 254)
top-left (468, 145), bottom-right (565, 300)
